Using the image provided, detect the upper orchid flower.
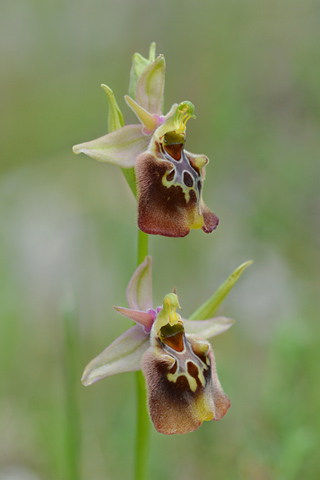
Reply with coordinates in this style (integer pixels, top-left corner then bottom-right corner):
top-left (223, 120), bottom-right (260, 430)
top-left (72, 44), bottom-right (219, 237)
top-left (82, 256), bottom-right (234, 435)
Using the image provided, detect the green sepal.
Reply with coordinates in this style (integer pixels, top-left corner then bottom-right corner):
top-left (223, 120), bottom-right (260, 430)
top-left (128, 42), bottom-right (156, 100)
top-left (189, 260), bottom-right (253, 321)
top-left (102, 84), bottom-right (137, 197)
top-left (101, 84), bottom-right (124, 132)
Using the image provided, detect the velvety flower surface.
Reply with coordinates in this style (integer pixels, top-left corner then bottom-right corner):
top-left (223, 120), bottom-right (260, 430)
top-left (136, 102), bottom-right (219, 237)
top-left (73, 47), bottom-right (218, 237)
top-left (82, 256), bottom-right (232, 435)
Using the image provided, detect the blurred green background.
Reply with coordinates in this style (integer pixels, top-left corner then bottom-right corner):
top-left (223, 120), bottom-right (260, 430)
top-left (1, 0), bottom-right (319, 479)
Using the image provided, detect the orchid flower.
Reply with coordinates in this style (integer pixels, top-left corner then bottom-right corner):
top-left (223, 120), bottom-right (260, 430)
top-left (72, 45), bottom-right (219, 237)
top-left (82, 256), bottom-right (233, 435)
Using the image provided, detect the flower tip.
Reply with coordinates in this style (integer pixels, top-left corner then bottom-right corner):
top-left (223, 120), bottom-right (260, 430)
top-left (178, 101), bottom-right (196, 119)
top-left (157, 54), bottom-right (165, 64)
top-left (164, 100), bottom-right (196, 136)
top-left (163, 292), bottom-right (181, 310)
top-left (72, 144), bottom-right (82, 154)
top-left (224, 317), bottom-right (235, 329)
top-left (101, 83), bottom-right (113, 96)
top-left (148, 42), bottom-right (156, 61)
top-left (124, 94), bottom-right (131, 108)
top-left (236, 259), bottom-right (254, 275)
top-left (81, 370), bottom-right (92, 387)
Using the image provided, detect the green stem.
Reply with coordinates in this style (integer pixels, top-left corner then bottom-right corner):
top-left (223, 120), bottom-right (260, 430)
top-left (109, 61), bottom-right (153, 478)
top-left (120, 153), bottom-right (150, 480)
top-left (134, 228), bottom-right (150, 480)
top-left (61, 292), bottom-right (81, 480)
top-left (137, 229), bottom-right (149, 266)
top-left (134, 370), bottom-right (150, 480)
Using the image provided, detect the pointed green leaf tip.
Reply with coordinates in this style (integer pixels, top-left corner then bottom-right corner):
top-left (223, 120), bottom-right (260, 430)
top-left (189, 260), bottom-right (253, 321)
top-left (101, 84), bottom-right (124, 132)
top-left (101, 84), bottom-right (137, 197)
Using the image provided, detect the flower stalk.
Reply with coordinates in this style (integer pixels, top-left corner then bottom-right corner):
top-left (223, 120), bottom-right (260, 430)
top-left (61, 292), bottom-right (81, 480)
top-left (135, 225), bottom-right (150, 480)
top-left (135, 369), bottom-right (150, 480)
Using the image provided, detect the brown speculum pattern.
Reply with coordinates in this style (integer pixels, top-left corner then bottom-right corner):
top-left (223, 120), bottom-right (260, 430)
top-left (135, 131), bottom-right (219, 237)
top-left (161, 136), bottom-right (203, 205)
top-left (159, 323), bottom-right (209, 394)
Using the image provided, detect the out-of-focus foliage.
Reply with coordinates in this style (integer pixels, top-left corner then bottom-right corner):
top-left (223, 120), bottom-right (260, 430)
top-left (0, 1), bottom-right (319, 479)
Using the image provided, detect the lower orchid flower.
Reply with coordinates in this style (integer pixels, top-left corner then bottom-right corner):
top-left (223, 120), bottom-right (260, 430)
top-left (82, 256), bottom-right (232, 435)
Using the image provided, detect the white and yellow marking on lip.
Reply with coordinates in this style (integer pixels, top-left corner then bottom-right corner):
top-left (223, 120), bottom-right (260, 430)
top-left (164, 333), bottom-right (208, 393)
top-left (167, 359), bottom-right (206, 393)
top-left (160, 145), bottom-right (203, 204)
top-left (152, 293), bottom-right (210, 394)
